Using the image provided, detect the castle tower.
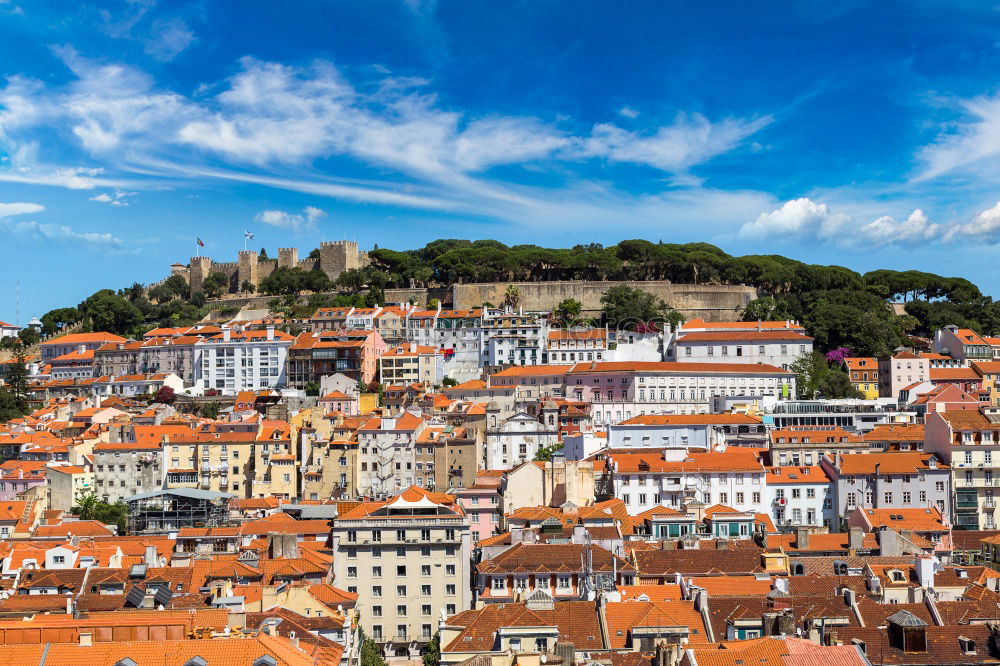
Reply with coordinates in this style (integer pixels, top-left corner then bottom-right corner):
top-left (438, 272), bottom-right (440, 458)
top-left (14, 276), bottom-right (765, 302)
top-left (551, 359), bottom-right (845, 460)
top-left (189, 256), bottom-right (212, 293)
top-left (237, 251), bottom-right (259, 290)
top-left (319, 241), bottom-right (367, 282)
top-left (278, 247), bottom-right (299, 269)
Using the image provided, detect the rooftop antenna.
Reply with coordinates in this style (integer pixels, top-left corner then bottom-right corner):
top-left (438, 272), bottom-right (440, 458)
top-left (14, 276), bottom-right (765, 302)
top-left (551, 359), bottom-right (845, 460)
top-left (15, 280), bottom-right (20, 326)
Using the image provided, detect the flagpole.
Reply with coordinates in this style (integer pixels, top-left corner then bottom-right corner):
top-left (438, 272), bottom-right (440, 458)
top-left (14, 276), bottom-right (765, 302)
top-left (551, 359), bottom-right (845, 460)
top-left (196, 238), bottom-right (200, 258)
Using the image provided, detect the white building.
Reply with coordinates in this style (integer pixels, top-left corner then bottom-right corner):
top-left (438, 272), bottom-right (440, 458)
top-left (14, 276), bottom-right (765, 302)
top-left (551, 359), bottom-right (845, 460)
top-left (484, 407), bottom-right (560, 470)
top-left (561, 361), bottom-right (796, 425)
top-left (764, 465), bottom-right (835, 529)
top-left (481, 311), bottom-right (549, 368)
top-left (600, 447), bottom-right (766, 516)
top-left (194, 326), bottom-right (293, 395)
top-left (405, 308), bottom-right (483, 381)
top-left (357, 411), bottom-right (428, 494)
top-left (0, 321), bottom-right (20, 340)
top-left (544, 329), bottom-right (608, 365)
top-left (672, 331), bottom-right (813, 370)
top-left (606, 413), bottom-right (765, 450)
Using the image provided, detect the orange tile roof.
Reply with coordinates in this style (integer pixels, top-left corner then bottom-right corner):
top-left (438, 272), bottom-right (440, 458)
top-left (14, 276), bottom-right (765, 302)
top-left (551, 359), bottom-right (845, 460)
top-left (567, 361), bottom-right (792, 374)
top-left (615, 584), bottom-right (682, 602)
top-left (598, 449), bottom-right (764, 474)
top-left (843, 357), bottom-right (877, 370)
top-left (605, 600), bottom-right (709, 648)
top-left (930, 367), bottom-right (981, 380)
top-left (42, 332), bottom-right (126, 346)
top-left (765, 466), bottom-right (830, 484)
top-left (548, 329), bottom-right (608, 340)
top-left (858, 507), bottom-right (948, 531)
top-left (835, 452), bottom-right (947, 475)
top-left (677, 331), bottom-right (813, 342)
top-left (861, 424), bottom-right (925, 441)
top-left (688, 576), bottom-right (774, 596)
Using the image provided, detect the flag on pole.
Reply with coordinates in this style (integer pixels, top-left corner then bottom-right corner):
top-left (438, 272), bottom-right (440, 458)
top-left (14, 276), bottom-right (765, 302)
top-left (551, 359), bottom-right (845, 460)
top-left (244, 231), bottom-right (255, 240)
top-left (197, 237), bottom-right (205, 247)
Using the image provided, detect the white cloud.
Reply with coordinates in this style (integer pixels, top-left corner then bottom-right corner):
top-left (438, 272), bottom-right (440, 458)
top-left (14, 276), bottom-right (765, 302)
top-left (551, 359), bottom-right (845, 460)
top-left (0, 202), bottom-right (44, 218)
top-left (0, 218), bottom-right (123, 251)
top-left (918, 94), bottom-right (1000, 181)
top-left (738, 198), bottom-right (848, 240)
top-left (579, 113), bottom-right (772, 172)
top-left (0, 201), bottom-right (122, 250)
top-left (738, 198), bottom-right (939, 248)
top-left (89, 190), bottom-right (135, 206)
top-left (254, 206), bottom-right (326, 232)
top-left (856, 209), bottom-right (939, 247)
top-left (0, 52), bottom-right (778, 235)
top-left (944, 201), bottom-right (1000, 243)
top-left (145, 17), bottom-right (195, 62)
top-left (618, 106), bottom-right (639, 119)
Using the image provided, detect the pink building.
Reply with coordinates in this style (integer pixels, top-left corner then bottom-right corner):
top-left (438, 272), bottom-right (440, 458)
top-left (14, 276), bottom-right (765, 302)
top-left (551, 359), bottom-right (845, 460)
top-left (453, 473), bottom-right (503, 544)
top-left (0, 461), bottom-right (48, 501)
top-left (318, 390), bottom-right (359, 416)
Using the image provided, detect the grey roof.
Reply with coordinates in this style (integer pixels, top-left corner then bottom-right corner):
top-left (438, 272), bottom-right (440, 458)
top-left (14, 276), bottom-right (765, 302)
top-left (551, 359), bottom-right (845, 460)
top-left (125, 487), bottom-right (234, 502)
top-left (886, 609), bottom-right (928, 627)
top-left (280, 504), bottom-right (339, 519)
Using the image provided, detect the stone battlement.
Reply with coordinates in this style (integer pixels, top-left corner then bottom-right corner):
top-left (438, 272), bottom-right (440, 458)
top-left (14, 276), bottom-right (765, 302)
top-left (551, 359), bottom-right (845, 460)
top-left (171, 241), bottom-right (368, 295)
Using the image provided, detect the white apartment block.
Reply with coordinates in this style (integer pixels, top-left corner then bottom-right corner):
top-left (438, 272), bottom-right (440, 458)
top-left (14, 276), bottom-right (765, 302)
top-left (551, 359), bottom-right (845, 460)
top-left (603, 447), bottom-right (766, 515)
top-left (193, 326), bottom-right (292, 395)
top-left (673, 331), bottom-right (813, 370)
top-left (764, 465), bottom-right (835, 529)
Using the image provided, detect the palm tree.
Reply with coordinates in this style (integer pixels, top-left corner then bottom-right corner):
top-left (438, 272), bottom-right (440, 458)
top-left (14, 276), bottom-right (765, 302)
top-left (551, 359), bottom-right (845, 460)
top-left (503, 284), bottom-right (521, 312)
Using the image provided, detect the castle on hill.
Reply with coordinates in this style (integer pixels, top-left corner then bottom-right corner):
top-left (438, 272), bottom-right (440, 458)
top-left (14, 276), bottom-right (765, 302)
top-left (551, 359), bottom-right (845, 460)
top-left (169, 241), bottom-right (369, 295)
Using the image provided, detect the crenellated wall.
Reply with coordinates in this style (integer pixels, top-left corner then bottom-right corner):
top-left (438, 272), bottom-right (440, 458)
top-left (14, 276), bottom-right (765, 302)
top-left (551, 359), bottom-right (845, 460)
top-left (170, 241), bottom-right (369, 295)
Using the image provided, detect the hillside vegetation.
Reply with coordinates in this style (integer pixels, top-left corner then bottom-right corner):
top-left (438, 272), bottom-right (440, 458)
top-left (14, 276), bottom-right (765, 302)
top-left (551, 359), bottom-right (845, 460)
top-left (36, 239), bottom-right (990, 357)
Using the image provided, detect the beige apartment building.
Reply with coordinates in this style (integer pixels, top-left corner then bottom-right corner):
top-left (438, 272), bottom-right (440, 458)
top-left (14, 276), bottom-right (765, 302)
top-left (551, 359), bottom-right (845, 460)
top-left (45, 465), bottom-right (94, 512)
top-left (251, 422), bottom-right (298, 500)
top-left (379, 344), bottom-right (444, 387)
top-left (330, 487), bottom-right (472, 661)
top-left (162, 431), bottom-right (256, 497)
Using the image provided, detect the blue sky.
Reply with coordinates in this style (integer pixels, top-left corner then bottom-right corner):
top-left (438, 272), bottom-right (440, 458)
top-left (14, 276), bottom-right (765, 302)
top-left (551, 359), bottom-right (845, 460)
top-left (3, 1), bottom-right (1000, 320)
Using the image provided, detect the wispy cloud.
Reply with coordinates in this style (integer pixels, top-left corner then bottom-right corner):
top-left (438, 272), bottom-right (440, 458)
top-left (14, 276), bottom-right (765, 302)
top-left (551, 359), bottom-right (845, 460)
top-left (0, 52), bottom-right (777, 236)
top-left (0, 200), bottom-right (123, 251)
top-left (89, 190), bottom-right (135, 206)
top-left (944, 201), bottom-right (1000, 243)
top-left (145, 17), bottom-right (195, 62)
top-left (0, 202), bottom-right (44, 218)
top-left (917, 93), bottom-right (1000, 181)
top-left (254, 205), bottom-right (326, 232)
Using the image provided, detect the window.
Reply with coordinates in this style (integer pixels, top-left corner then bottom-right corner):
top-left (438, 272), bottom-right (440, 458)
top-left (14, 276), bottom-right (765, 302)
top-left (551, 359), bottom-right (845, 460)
top-left (903, 492), bottom-right (911, 503)
top-left (373, 586), bottom-right (382, 597)
top-left (422, 604), bottom-right (432, 616)
top-left (806, 488), bottom-right (815, 498)
top-left (397, 605), bottom-right (407, 616)
top-left (884, 492), bottom-right (893, 504)
top-left (397, 585), bottom-right (407, 596)
top-left (557, 575), bottom-right (571, 589)
top-left (791, 489), bottom-right (800, 499)
top-left (347, 566), bottom-right (357, 578)
top-left (445, 565), bottom-right (456, 575)
top-left (372, 566), bottom-right (382, 577)
top-left (372, 605), bottom-right (382, 617)
top-left (421, 565), bottom-right (431, 576)
top-left (752, 492), bottom-right (760, 503)
top-left (936, 481), bottom-right (945, 492)
top-left (421, 585), bottom-right (431, 595)
top-left (396, 565), bottom-right (407, 576)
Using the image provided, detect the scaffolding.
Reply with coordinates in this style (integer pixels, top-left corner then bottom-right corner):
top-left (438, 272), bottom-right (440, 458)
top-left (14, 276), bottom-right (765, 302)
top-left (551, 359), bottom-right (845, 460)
top-left (125, 488), bottom-right (234, 534)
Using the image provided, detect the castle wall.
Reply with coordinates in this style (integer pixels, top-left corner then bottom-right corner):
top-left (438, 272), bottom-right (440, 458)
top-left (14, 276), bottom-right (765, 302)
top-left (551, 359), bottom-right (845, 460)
top-left (450, 281), bottom-right (757, 321)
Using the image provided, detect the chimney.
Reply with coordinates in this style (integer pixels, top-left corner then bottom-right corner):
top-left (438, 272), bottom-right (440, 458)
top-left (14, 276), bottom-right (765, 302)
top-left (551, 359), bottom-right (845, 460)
top-left (144, 545), bottom-right (158, 566)
top-left (268, 532), bottom-right (283, 559)
top-left (849, 527), bottom-right (864, 551)
top-left (79, 632), bottom-right (93, 647)
top-left (843, 588), bottom-right (856, 606)
top-left (282, 533), bottom-right (299, 559)
top-left (554, 642), bottom-right (576, 666)
top-left (915, 555), bottom-right (935, 589)
top-left (266, 325), bottom-right (275, 341)
top-left (222, 326), bottom-right (231, 342)
top-left (795, 527), bottom-right (810, 550)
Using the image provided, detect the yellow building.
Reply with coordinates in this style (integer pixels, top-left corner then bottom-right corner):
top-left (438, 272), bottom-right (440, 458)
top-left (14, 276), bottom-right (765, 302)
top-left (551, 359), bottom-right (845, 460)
top-left (844, 357), bottom-right (880, 399)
